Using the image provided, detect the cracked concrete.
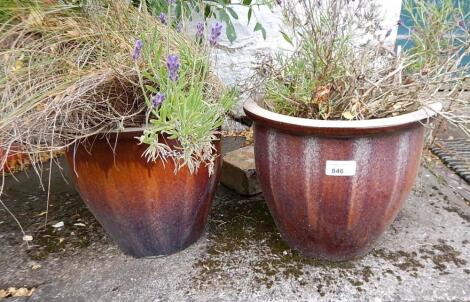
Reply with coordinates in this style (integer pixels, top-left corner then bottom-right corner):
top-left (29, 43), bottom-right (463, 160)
top-left (0, 153), bottom-right (469, 302)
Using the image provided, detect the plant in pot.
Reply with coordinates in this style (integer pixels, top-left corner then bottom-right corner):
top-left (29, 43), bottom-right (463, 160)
top-left (0, 0), bottom-right (234, 257)
top-left (244, 0), bottom-right (469, 261)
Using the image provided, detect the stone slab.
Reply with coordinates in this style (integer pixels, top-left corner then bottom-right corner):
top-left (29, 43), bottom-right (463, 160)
top-left (220, 145), bottom-right (261, 196)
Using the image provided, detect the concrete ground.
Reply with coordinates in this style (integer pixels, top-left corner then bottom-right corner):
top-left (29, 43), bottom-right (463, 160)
top-left (0, 151), bottom-right (469, 302)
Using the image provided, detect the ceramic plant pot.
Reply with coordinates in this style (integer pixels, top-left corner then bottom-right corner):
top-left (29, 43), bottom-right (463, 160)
top-left (0, 144), bottom-right (29, 173)
top-left (244, 101), bottom-right (441, 261)
top-left (65, 129), bottom-right (221, 257)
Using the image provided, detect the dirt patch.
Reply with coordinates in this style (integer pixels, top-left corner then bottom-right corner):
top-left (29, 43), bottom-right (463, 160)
top-left (443, 205), bottom-right (470, 223)
top-left (371, 239), bottom-right (467, 277)
top-left (193, 190), bottom-right (377, 295)
top-left (0, 172), bottom-right (107, 260)
top-left (419, 239), bottom-right (467, 273)
top-left (193, 186), bottom-right (470, 295)
top-left (371, 249), bottom-right (424, 278)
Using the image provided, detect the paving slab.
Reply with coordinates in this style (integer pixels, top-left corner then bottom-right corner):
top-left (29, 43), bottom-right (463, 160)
top-left (0, 158), bottom-right (469, 302)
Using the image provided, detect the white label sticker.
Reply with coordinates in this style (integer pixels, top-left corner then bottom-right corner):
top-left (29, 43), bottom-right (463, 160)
top-left (326, 160), bottom-right (357, 176)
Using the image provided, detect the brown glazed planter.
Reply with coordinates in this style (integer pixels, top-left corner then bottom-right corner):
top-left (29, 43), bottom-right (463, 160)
top-left (65, 128), bottom-right (221, 258)
top-left (244, 101), bottom-right (441, 261)
top-left (0, 144), bottom-right (29, 173)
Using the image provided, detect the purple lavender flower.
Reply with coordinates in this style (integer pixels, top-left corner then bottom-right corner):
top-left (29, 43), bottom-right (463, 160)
top-left (209, 22), bottom-right (223, 46)
top-left (160, 12), bottom-right (167, 25)
top-left (176, 22), bottom-right (183, 32)
top-left (167, 0), bottom-right (176, 4)
top-left (459, 20), bottom-right (467, 29)
top-left (131, 39), bottom-right (143, 61)
top-left (152, 92), bottom-right (166, 107)
top-left (167, 54), bottom-right (180, 81)
top-left (196, 22), bottom-right (205, 39)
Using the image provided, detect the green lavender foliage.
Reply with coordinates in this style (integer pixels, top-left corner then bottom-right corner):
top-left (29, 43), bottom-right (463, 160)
top-left (135, 13), bottom-right (235, 174)
top-left (141, 0), bottom-right (274, 42)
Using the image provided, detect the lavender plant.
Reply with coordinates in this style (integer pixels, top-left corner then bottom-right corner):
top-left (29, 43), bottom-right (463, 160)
top-left (259, 0), bottom-right (469, 134)
top-left (136, 16), bottom-right (235, 173)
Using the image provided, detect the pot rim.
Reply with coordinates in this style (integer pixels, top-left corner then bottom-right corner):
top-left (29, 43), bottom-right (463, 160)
top-left (106, 126), bottom-right (148, 134)
top-left (244, 100), bottom-right (442, 135)
top-left (100, 125), bottom-right (222, 134)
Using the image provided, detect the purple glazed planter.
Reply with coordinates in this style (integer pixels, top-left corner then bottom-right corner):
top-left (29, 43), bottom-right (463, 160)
top-left (244, 101), bottom-right (441, 261)
top-left (66, 128), bottom-right (221, 258)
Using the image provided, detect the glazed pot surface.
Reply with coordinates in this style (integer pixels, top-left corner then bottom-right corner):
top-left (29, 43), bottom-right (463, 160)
top-left (244, 101), bottom-right (439, 261)
top-left (65, 130), bottom-right (221, 257)
top-left (0, 145), bottom-right (29, 172)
